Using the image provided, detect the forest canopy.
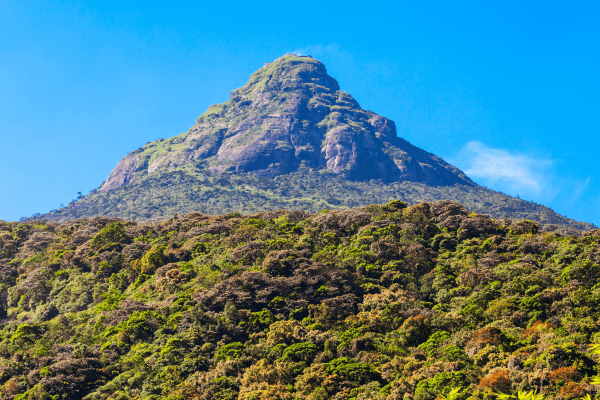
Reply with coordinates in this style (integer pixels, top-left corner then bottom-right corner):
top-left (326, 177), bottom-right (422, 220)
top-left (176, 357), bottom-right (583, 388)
top-left (1, 200), bottom-right (600, 399)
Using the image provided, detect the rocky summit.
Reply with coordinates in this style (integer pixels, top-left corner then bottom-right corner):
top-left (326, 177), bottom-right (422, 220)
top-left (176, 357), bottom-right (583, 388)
top-left (102, 54), bottom-right (473, 191)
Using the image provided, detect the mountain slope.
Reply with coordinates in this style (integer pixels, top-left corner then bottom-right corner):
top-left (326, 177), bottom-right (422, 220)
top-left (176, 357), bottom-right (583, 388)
top-left (41, 168), bottom-right (594, 232)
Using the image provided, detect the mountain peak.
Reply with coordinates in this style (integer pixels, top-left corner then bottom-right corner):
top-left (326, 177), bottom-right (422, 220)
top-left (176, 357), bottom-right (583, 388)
top-left (244, 53), bottom-right (341, 94)
top-left (101, 55), bottom-right (473, 191)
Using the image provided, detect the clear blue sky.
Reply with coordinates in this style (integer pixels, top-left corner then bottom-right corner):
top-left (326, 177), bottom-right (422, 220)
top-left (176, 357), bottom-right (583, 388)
top-left (1, 1), bottom-right (599, 226)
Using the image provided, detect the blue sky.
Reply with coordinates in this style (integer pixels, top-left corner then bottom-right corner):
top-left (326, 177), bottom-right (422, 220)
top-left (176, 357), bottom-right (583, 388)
top-left (1, 1), bottom-right (599, 226)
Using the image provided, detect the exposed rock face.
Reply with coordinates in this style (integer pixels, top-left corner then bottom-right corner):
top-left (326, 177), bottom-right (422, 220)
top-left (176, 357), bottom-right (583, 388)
top-left (102, 54), bottom-right (473, 191)
top-left (103, 155), bottom-right (140, 191)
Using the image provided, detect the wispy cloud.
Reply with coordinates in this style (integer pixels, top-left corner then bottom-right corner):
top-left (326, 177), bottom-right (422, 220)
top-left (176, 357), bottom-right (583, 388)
top-left (291, 43), bottom-right (342, 58)
top-left (452, 141), bottom-right (594, 215)
top-left (571, 176), bottom-right (592, 203)
top-left (457, 141), bottom-right (552, 193)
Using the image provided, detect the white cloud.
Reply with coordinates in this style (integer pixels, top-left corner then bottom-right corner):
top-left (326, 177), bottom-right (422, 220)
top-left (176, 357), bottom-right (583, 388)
top-left (456, 141), bottom-right (552, 193)
top-left (451, 141), bottom-right (597, 225)
top-left (291, 43), bottom-right (342, 58)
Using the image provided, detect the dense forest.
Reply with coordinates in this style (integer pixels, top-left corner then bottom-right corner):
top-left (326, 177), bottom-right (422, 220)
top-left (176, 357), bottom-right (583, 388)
top-left (33, 169), bottom-right (594, 231)
top-left (2, 200), bottom-right (600, 399)
top-left (0, 201), bottom-right (600, 400)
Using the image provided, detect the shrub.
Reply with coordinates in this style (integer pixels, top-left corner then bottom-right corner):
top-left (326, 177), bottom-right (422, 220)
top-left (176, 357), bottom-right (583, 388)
top-left (324, 357), bottom-right (379, 384)
top-left (465, 327), bottom-right (502, 357)
top-left (548, 366), bottom-right (581, 383)
top-left (90, 221), bottom-right (129, 248)
top-left (414, 371), bottom-right (469, 400)
top-left (137, 244), bottom-right (166, 274)
top-left (282, 342), bottom-right (318, 362)
top-left (399, 316), bottom-right (431, 347)
top-left (559, 381), bottom-right (588, 399)
top-left (418, 331), bottom-right (451, 356)
top-left (521, 321), bottom-right (556, 340)
top-left (478, 369), bottom-right (511, 393)
top-left (215, 342), bottom-right (245, 361)
top-left (561, 259), bottom-right (600, 286)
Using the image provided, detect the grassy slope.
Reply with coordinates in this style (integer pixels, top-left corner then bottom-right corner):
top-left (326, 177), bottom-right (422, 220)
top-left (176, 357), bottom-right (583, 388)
top-left (38, 169), bottom-right (595, 231)
top-left (1, 200), bottom-right (600, 399)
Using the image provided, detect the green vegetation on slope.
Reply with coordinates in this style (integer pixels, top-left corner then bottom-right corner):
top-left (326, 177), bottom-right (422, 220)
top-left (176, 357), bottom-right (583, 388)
top-left (2, 200), bottom-right (600, 399)
top-left (38, 168), bottom-right (594, 231)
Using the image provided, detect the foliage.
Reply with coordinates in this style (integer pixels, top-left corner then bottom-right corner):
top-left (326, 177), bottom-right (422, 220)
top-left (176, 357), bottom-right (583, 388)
top-left (32, 168), bottom-right (594, 232)
top-left (0, 200), bottom-right (599, 399)
top-left (90, 221), bottom-right (129, 249)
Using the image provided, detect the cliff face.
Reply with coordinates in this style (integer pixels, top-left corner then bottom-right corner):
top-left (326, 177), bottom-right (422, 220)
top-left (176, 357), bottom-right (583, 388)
top-left (102, 54), bottom-right (473, 191)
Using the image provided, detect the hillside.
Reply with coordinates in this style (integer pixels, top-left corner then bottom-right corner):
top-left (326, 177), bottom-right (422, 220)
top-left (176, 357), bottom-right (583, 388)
top-left (39, 169), bottom-right (595, 232)
top-left (1, 200), bottom-right (600, 399)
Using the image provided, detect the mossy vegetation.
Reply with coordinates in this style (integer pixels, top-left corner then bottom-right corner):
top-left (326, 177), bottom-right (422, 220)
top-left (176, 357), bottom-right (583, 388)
top-left (37, 168), bottom-right (594, 232)
top-left (1, 200), bottom-right (600, 398)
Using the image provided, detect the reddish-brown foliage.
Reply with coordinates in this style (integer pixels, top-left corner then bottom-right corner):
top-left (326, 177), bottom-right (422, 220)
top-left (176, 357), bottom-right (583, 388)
top-left (559, 381), bottom-right (588, 399)
top-left (466, 327), bottom-right (502, 356)
top-left (521, 321), bottom-right (556, 340)
top-left (478, 369), bottom-right (511, 393)
top-left (548, 366), bottom-right (581, 383)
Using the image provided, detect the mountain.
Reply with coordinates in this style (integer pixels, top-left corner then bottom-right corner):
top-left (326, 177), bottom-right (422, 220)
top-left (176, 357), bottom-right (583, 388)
top-left (2, 202), bottom-right (600, 399)
top-left (32, 54), bottom-right (595, 231)
top-left (102, 54), bottom-right (472, 191)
